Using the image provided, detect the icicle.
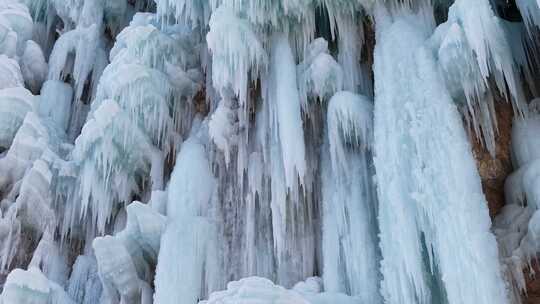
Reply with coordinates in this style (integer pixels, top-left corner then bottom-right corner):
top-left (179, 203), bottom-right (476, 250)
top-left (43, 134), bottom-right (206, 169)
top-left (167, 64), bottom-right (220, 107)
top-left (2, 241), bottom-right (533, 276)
top-left (322, 91), bottom-right (381, 302)
top-left (207, 5), bottom-right (267, 106)
top-left (155, 0), bottom-right (212, 29)
top-left (255, 33), bottom-right (314, 287)
top-left (446, 0), bottom-right (525, 109)
top-left (265, 33), bottom-right (306, 189)
top-left (427, 0), bottom-right (528, 156)
top-left (154, 136), bottom-right (221, 304)
top-left (63, 13), bottom-right (203, 237)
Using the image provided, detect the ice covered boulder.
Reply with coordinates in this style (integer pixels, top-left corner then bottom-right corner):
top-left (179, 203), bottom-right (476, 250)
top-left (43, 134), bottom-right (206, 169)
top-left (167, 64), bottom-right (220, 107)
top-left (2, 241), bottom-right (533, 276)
top-left (0, 0), bottom-right (47, 96)
top-left (0, 0), bottom-right (33, 55)
top-left (0, 87), bottom-right (34, 150)
top-left (0, 55), bottom-right (24, 90)
top-left (38, 80), bottom-right (74, 132)
top-left (0, 267), bottom-right (76, 304)
top-left (20, 40), bottom-right (47, 94)
top-left (1, 268), bottom-right (51, 304)
top-left (93, 202), bottom-right (165, 304)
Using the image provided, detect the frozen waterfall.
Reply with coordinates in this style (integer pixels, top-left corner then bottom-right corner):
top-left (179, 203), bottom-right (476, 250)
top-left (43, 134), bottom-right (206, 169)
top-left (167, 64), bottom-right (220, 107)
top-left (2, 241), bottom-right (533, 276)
top-left (0, 0), bottom-right (539, 304)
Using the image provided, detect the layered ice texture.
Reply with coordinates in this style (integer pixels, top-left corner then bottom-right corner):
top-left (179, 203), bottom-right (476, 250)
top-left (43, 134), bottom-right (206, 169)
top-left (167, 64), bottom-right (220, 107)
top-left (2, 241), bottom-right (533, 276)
top-left (0, 0), bottom-right (539, 304)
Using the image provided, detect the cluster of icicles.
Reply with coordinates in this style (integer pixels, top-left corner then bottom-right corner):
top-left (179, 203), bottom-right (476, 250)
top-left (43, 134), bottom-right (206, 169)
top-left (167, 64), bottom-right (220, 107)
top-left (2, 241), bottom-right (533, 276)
top-left (0, 0), bottom-right (540, 303)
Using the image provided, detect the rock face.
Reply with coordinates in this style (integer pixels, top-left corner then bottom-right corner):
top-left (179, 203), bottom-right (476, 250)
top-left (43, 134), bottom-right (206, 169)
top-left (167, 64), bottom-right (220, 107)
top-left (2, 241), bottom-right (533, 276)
top-left (472, 101), bottom-right (514, 219)
top-left (472, 100), bottom-right (540, 304)
top-left (525, 261), bottom-right (540, 304)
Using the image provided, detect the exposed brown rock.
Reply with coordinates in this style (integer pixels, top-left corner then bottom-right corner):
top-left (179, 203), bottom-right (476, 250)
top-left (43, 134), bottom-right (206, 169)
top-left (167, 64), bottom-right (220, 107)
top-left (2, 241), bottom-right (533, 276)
top-left (469, 100), bottom-right (540, 304)
top-left (521, 261), bottom-right (540, 304)
top-left (471, 101), bottom-right (514, 219)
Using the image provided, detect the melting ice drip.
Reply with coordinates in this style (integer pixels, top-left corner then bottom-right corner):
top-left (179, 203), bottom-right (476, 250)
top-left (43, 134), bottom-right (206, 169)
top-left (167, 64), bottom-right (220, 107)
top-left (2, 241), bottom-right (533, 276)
top-left (0, 0), bottom-right (538, 304)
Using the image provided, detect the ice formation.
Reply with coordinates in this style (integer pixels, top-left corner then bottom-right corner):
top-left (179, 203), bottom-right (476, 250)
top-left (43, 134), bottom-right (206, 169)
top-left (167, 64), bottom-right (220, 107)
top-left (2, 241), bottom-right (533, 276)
top-left (0, 0), bottom-right (539, 303)
top-left (373, 6), bottom-right (507, 304)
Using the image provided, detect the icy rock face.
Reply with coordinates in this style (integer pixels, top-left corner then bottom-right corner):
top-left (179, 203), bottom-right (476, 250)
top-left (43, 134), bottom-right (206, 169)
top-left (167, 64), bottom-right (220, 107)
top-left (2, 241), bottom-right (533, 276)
top-left (431, 0), bottom-right (526, 157)
top-left (494, 99), bottom-right (540, 302)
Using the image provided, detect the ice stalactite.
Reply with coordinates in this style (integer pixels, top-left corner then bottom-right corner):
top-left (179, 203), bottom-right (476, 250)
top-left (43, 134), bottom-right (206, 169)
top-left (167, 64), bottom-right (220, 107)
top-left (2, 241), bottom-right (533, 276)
top-left (430, 0), bottom-right (527, 157)
top-left (206, 4), bottom-right (320, 289)
top-left (373, 5), bottom-right (508, 304)
top-left (259, 32), bottom-right (311, 287)
top-left (207, 5), bottom-right (267, 107)
top-left (59, 13), bottom-right (203, 239)
top-left (318, 0), bottom-right (367, 94)
top-left (154, 131), bottom-right (221, 304)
